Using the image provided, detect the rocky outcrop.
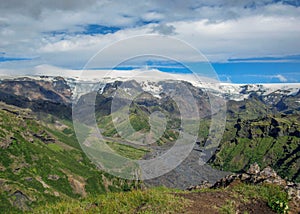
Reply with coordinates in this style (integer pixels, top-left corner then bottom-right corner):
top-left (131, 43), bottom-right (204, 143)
top-left (188, 163), bottom-right (300, 203)
top-left (47, 174), bottom-right (60, 181)
top-left (0, 138), bottom-right (14, 149)
top-left (212, 164), bottom-right (288, 188)
top-left (187, 180), bottom-right (212, 191)
top-left (33, 131), bottom-right (55, 144)
top-left (11, 190), bottom-right (30, 211)
top-left (68, 175), bottom-right (87, 197)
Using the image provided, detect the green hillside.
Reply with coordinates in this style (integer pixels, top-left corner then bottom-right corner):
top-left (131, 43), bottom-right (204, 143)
top-left (32, 183), bottom-right (291, 214)
top-left (0, 102), bottom-right (137, 211)
top-left (210, 113), bottom-right (300, 182)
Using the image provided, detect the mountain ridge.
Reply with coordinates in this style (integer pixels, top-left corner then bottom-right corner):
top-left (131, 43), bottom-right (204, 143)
top-left (0, 75), bottom-right (299, 212)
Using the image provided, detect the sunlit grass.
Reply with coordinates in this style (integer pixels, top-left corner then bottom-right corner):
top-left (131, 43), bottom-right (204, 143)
top-left (33, 187), bottom-right (190, 214)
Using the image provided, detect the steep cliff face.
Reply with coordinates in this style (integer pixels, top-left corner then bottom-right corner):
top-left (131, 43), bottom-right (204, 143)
top-left (0, 77), bottom-right (72, 119)
top-left (0, 77), bottom-right (72, 103)
top-left (210, 84), bottom-right (300, 183)
top-left (210, 113), bottom-right (300, 182)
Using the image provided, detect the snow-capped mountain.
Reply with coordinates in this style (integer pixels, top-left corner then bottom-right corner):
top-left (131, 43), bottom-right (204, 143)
top-left (68, 79), bottom-right (300, 104)
top-left (202, 83), bottom-right (300, 101)
top-left (1, 67), bottom-right (299, 102)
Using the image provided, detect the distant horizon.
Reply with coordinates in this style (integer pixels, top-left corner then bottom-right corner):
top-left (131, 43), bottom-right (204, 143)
top-left (0, 63), bottom-right (299, 85)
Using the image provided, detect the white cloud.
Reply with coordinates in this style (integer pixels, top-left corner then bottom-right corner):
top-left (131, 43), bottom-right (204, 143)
top-left (152, 24), bottom-right (176, 35)
top-left (142, 11), bottom-right (164, 22)
top-left (244, 74), bottom-right (290, 83)
top-left (173, 14), bottom-right (300, 61)
top-left (0, 1), bottom-right (300, 70)
top-left (274, 74), bottom-right (288, 82)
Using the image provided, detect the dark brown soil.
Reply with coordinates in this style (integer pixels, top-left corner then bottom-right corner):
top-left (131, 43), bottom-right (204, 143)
top-left (238, 199), bottom-right (276, 214)
top-left (178, 191), bottom-right (232, 214)
top-left (177, 191), bottom-right (277, 214)
top-left (289, 200), bottom-right (300, 214)
top-left (175, 180), bottom-right (300, 214)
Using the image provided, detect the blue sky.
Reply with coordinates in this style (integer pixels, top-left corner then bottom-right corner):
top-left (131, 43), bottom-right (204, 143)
top-left (0, 0), bottom-right (300, 83)
top-left (103, 61), bottom-right (300, 83)
top-left (213, 62), bottom-right (300, 83)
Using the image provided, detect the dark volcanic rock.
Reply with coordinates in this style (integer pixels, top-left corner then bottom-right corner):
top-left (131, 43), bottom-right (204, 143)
top-left (33, 131), bottom-right (55, 144)
top-left (212, 164), bottom-right (287, 188)
top-left (209, 163), bottom-right (299, 202)
top-left (144, 143), bottom-right (229, 189)
top-left (11, 190), bottom-right (30, 211)
top-left (187, 163), bottom-right (300, 207)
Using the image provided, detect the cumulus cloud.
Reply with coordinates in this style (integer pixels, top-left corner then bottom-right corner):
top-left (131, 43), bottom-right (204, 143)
top-left (173, 14), bottom-right (300, 61)
top-left (245, 74), bottom-right (290, 83)
top-left (152, 24), bottom-right (176, 35)
top-left (0, 0), bottom-right (300, 69)
top-left (0, 0), bottom-right (100, 17)
top-left (274, 74), bottom-right (288, 82)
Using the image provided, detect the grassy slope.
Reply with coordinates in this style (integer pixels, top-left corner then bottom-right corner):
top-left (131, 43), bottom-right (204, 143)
top-left (0, 104), bottom-right (137, 211)
top-left (33, 187), bottom-right (188, 214)
top-left (106, 141), bottom-right (149, 160)
top-left (33, 183), bottom-right (291, 214)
